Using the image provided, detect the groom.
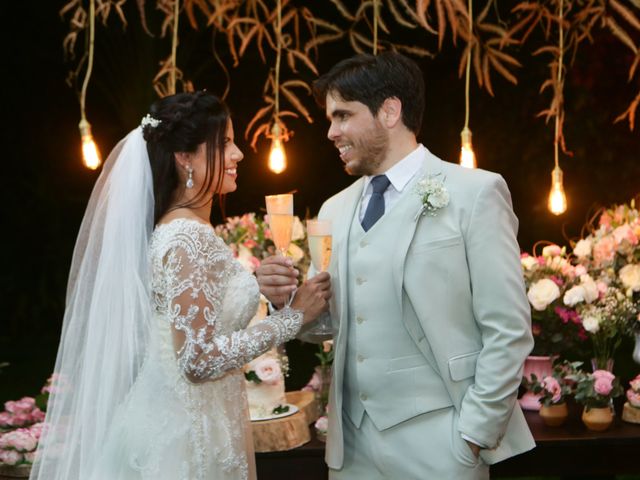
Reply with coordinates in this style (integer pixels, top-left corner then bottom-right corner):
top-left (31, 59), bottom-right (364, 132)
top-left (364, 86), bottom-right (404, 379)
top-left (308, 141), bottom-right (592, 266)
top-left (258, 51), bottom-right (534, 479)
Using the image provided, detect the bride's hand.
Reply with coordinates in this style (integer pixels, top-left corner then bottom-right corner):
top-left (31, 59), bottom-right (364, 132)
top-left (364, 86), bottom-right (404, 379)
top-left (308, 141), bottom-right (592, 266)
top-left (291, 272), bottom-right (331, 324)
top-left (256, 255), bottom-right (299, 309)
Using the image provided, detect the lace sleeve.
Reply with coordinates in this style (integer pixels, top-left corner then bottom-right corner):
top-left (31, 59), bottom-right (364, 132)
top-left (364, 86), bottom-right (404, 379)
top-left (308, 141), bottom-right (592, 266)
top-left (162, 227), bottom-right (303, 383)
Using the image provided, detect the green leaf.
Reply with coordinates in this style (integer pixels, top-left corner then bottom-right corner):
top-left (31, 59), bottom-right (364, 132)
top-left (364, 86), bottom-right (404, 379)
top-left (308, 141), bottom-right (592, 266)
top-left (244, 371), bottom-right (262, 384)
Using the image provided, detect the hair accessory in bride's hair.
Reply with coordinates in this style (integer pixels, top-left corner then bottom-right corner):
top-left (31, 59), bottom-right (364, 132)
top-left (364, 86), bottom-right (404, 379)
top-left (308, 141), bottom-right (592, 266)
top-left (141, 114), bottom-right (161, 129)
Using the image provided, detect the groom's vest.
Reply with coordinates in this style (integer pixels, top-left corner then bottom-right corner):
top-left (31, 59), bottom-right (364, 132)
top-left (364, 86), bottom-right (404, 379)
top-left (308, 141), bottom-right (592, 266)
top-left (342, 195), bottom-right (453, 431)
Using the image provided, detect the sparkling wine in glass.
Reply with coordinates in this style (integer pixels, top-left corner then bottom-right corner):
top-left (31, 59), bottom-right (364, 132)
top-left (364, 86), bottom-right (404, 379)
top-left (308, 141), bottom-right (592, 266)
top-left (306, 219), bottom-right (333, 337)
top-left (265, 194), bottom-right (294, 256)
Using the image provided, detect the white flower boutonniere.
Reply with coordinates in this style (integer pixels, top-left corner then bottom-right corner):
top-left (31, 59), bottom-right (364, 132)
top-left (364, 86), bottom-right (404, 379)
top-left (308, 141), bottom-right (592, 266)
top-left (414, 174), bottom-right (450, 220)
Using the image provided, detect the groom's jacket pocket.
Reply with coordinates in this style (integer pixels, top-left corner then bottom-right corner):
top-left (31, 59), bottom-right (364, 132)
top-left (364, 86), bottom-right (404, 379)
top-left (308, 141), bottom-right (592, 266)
top-left (447, 351), bottom-right (481, 381)
top-left (410, 234), bottom-right (463, 254)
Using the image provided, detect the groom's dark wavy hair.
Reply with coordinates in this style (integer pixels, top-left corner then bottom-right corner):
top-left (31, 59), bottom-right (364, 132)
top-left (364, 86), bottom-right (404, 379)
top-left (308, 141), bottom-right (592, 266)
top-left (312, 51), bottom-right (425, 135)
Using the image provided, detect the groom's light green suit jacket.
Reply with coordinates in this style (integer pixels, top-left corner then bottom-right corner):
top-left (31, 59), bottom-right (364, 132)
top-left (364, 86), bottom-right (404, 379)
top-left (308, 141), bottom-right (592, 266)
top-left (308, 148), bottom-right (535, 469)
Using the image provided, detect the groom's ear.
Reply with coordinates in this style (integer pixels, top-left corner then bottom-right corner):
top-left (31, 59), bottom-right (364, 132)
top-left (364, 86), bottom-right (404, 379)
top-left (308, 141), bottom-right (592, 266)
top-left (379, 97), bottom-right (402, 128)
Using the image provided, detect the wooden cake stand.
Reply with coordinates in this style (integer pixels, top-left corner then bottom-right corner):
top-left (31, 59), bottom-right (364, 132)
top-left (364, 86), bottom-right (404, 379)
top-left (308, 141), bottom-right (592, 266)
top-left (251, 390), bottom-right (319, 452)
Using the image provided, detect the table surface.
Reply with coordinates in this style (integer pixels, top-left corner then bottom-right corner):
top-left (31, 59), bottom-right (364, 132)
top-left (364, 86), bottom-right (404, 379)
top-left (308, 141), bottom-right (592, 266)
top-left (256, 405), bottom-right (640, 479)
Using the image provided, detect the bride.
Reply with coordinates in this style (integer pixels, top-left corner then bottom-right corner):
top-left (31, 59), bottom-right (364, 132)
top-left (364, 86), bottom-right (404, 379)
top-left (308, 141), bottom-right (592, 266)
top-left (29, 91), bottom-right (331, 480)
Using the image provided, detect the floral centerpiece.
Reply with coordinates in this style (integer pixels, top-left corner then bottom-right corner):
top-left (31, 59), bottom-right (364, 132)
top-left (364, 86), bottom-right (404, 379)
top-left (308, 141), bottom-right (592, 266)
top-left (521, 244), bottom-right (588, 356)
top-left (523, 360), bottom-right (581, 407)
top-left (0, 375), bottom-right (55, 468)
top-left (570, 201), bottom-right (640, 369)
top-left (573, 369), bottom-right (623, 410)
top-left (214, 212), bottom-right (309, 278)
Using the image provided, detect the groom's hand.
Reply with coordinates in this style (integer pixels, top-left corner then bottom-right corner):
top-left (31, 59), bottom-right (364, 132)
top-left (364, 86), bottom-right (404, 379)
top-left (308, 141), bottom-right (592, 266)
top-left (256, 256), bottom-right (299, 309)
top-left (465, 440), bottom-right (481, 459)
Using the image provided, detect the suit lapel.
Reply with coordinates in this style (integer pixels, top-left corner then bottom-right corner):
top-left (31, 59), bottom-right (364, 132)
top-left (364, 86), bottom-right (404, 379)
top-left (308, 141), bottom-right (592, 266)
top-left (391, 150), bottom-right (444, 314)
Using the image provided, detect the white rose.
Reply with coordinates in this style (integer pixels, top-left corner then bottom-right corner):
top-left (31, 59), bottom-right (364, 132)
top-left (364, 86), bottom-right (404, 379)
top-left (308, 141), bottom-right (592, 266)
top-left (582, 316), bottom-right (600, 333)
top-left (563, 285), bottom-right (585, 306)
top-left (573, 239), bottom-right (592, 258)
top-left (527, 278), bottom-right (561, 311)
top-left (521, 256), bottom-right (537, 270)
top-left (429, 189), bottom-right (450, 209)
top-left (619, 264), bottom-right (640, 292)
top-left (580, 275), bottom-right (599, 303)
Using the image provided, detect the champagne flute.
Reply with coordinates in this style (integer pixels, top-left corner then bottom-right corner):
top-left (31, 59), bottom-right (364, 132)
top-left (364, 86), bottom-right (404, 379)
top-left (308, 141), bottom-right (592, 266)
top-left (305, 219), bottom-right (333, 337)
top-left (265, 194), bottom-right (294, 256)
top-left (265, 194), bottom-right (295, 305)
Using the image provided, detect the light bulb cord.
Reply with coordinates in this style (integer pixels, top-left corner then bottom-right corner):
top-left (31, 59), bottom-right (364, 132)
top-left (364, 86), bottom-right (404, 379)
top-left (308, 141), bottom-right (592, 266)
top-left (464, 0), bottom-right (473, 130)
top-left (373, 0), bottom-right (379, 55)
top-left (554, 0), bottom-right (564, 171)
top-left (170, 0), bottom-right (180, 95)
top-left (79, 0), bottom-right (96, 123)
top-left (274, 0), bottom-right (282, 124)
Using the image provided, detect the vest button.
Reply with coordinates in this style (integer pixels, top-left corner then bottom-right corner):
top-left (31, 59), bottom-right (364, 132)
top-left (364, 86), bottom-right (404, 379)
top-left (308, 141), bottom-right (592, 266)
top-left (360, 393), bottom-right (368, 401)
top-left (360, 240), bottom-right (369, 248)
top-left (357, 354), bottom-right (364, 363)
top-left (356, 277), bottom-right (366, 285)
top-left (356, 315), bottom-right (364, 324)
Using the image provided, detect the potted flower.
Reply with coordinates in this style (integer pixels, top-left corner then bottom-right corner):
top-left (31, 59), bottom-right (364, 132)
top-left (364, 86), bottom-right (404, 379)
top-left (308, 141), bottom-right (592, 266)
top-left (622, 374), bottom-right (640, 424)
top-left (520, 245), bottom-right (588, 410)
top-left (522, 360), bottom-right (580, 426)
top-left (572, 369), bottom-right (623, 431)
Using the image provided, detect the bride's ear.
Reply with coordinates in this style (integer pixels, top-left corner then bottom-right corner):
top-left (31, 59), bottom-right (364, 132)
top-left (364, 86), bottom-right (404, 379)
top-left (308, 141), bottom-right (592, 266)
top-left (174, 152), bottom-right (191, 170)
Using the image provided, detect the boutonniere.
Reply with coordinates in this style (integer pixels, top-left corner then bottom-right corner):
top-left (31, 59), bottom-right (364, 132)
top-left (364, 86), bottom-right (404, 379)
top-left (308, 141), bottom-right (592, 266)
top-left (414, 174), bottom-right (450, 220)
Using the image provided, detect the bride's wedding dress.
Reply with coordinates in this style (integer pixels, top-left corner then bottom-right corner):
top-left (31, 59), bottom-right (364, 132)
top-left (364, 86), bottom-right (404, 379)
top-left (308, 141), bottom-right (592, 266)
top-left (92, 218), bottom-right (301, 480)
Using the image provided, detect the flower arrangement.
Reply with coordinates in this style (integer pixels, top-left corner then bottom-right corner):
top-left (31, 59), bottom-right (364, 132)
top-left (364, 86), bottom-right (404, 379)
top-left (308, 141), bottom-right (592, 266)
top-left (522, 360), bottom-right (581, 407)
top-left (214, 212), bottom-right (309, 278)
top-left (303, 340), bottom-right (334, 414)
top-left (0, 375), bottom-right (55, 466)
top-left (521, 244), bottom-right (588, 356)
top-left (314, 414), bottom-right (328, 442)
top-left (572, 369), bottom-right (623, 410)
top-left (569, 200), bottom-right (640, 367)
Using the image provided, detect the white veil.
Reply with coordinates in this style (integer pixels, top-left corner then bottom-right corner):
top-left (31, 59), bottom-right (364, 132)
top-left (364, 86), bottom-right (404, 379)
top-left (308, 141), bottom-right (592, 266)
top-left (30, 127), bottom-right (154, 479)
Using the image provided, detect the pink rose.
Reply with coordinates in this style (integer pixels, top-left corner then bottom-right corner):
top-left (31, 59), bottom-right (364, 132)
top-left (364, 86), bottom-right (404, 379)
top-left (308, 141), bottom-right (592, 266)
top-left (574, 264), bottom-right (587, 277)
top-left (11, 413), bottom-right (31, 427)
top-left (23, 451), bottom-right (37, 464)
top-left (314, 416), bottom-right (328, 433)
top-left (302, 371), bottom-right (322, 392)
top-left (30, 408), bottom-right (45, 423)
top-left (254, 358), bottom-right (282, 385)
top-left (541, 376), bottom-right (562, 403)
top-left (243, 239), bottom-right (258, 249)
top-left (613, 224), bottom-right (638, 247)
top-left (592, 237), bottom-right (616, 267)
top-left (627, 390), bottom-right (640, 408)
top-left (599, 211), bottom-right (612, 229)
top-left (29, 423), bottom-right (45, 441)
top-left (592, 370), bottom-right (615, 381)
top-left (0, 412), bottom-right (11, 428)
top-left (2, 429), bottom-right (37, 452)
top-left (0, 449), bottom-right (23, 466)
top-left (592, 371), bottom-right (615, 396)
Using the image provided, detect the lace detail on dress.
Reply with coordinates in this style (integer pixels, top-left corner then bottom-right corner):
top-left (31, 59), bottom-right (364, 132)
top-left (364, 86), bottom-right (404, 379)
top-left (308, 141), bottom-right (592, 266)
top-left (150, 219), bottom-right (303, 382)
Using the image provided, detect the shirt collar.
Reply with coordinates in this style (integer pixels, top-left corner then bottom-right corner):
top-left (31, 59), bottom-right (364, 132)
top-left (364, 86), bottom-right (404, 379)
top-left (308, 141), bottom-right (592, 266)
top-left (362, 144), bottom-right (426, 195)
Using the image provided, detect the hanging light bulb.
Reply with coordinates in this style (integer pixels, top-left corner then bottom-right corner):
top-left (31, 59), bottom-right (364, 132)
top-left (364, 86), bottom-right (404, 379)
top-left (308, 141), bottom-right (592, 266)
top-left (268, 123), bottom-right (286, 174)
top-left (548, 165), bottom-right (567, 215)
top-left (459, 127), bottom-right (476, 169)
top-left (79, 118), bottom-right (101, 170)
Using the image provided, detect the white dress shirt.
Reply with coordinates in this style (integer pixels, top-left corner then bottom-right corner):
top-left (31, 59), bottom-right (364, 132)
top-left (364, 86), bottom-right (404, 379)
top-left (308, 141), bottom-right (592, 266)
top-left (358, 144), bottom-right (426, 222)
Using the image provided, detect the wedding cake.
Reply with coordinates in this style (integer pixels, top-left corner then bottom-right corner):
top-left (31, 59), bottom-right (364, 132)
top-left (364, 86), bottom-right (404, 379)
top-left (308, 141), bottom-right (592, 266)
top-left (244, 301), bottom-right (289, 420)
top-left (244, 350), bottom-right (288, 419)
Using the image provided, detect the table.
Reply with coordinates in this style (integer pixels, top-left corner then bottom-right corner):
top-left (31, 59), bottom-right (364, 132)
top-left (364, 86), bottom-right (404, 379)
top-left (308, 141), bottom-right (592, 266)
top-left (256, 405), bottom-right (640, 479)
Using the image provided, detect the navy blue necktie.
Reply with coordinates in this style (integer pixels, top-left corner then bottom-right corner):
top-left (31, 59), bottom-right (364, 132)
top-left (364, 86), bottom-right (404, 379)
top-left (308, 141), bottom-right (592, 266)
top-left (361, 175), bottom-right (391, 232)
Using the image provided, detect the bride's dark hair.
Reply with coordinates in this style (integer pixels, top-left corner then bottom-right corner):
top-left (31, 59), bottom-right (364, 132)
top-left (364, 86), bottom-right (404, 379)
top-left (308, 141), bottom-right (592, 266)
top-left (142, 91), bottom-right (229, 225)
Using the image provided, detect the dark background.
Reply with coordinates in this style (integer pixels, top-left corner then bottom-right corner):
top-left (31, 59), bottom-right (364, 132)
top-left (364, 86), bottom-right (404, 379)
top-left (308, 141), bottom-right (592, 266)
top-left (1, 1), bottom-right (639, 403)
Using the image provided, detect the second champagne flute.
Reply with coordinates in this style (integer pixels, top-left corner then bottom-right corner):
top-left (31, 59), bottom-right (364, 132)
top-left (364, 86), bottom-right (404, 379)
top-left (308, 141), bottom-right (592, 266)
top-left (305, 218), bottom-right (333, 337)
top-left (265, 194), bottom-right (295, 306)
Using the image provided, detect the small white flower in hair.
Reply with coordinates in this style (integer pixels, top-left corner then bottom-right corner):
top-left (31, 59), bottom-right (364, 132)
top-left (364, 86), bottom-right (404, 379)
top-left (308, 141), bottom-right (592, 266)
top-left (141, 114), bottom-right (161, 128)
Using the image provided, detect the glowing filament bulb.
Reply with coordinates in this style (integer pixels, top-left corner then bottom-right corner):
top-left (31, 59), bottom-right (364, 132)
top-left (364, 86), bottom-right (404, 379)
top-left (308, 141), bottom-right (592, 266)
top-left (268, 124), bottom-right (287, 174)
top-left (459, 127), bottom-right (476, 169)
top-left (548, 166), bottom-right (567, 215)
top-left (79, 119), bottom-right (101, 170)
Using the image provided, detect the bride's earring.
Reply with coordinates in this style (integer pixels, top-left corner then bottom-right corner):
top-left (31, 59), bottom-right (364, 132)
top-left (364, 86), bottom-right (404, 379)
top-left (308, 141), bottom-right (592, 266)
top-left (185, 166), bottom-right (194, 189)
